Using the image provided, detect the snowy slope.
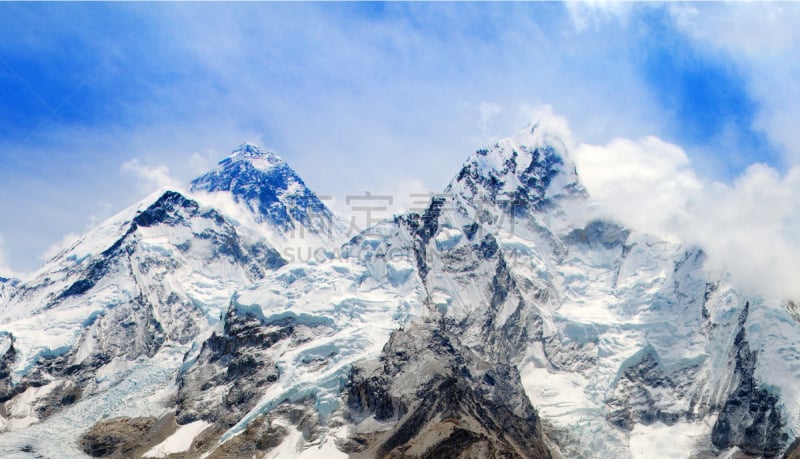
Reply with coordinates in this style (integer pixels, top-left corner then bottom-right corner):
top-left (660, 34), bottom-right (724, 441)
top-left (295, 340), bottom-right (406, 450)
top-left (167, 218), bottom-right (429, 457)
top-left (1, 126), bottom-right (799, 459)
top-left (0, 187), bottom-right (286, 442)
top-left (0, 277), bottom-right (17, 308)
top-left (195, 121), bottom-right (800, 458)
top-left (0, 144), bottom-right (349, 457)
top-left (434, 122), bottom-right (800, 458)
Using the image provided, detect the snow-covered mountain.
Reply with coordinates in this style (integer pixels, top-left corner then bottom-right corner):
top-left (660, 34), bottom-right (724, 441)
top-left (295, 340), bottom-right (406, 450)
top-left (0, 187), bottom-right (286, 437)
top-left (0, 277), bottom-right (17, 306)
top-left (0, 125), bottom-right (799, 459)
top-left (190, 143), bottom-right (347, 255)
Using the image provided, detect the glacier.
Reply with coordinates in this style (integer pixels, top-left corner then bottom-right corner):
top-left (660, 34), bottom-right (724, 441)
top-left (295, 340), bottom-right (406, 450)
top-left (0, 125), bottom-right (798, 458)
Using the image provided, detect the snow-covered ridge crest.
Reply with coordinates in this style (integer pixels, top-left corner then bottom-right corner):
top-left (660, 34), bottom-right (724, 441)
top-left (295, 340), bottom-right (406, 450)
top-left (443, 111), bottom-right (588, 244)
top-left (0, 184), bottom-right (284, 378)
top-left (450, 112), bottom-right (583, 203)
top-left (30, 187), bottom-right (188, 275)
top-left (222, 142), bottom-right (283, 172)
top-left (512, 105), bottom-right (576, 159)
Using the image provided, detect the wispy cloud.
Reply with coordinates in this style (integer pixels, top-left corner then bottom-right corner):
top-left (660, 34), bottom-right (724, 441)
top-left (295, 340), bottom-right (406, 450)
top-left (0, 235), bottom-right (18, 278)
top-left (669, 3), bottom-right (800, 166)
top-left (40, 232), bottom-right (80, 262)
top-left (0, 2), bottom-right (798, 275)
top-left (121, 158), bottom-right (179, 191)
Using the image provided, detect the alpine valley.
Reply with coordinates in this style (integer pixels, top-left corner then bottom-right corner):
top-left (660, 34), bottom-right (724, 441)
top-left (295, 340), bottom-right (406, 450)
top-left (1, 120), bottom-right (799, 459)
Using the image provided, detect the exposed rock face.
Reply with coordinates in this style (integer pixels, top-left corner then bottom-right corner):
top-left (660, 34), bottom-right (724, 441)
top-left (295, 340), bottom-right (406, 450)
top-left (452, 140), bottom-right (580, 215)
top-left (0, 335), bottom-right (18, 403)
top-left (79, 417), bottom-right (158, 457)
top-left (175, 308), bottom-right (300, 426)
top-left (606, 348), bottom-right (701, 430)
top-left (0, 278), bottom-right (17, 307)
top-left (345, 322), bottom-right (552, 459)
top-left (564, 220), bottom-right (630, 250)
top-left (712, 305), bottom-right (788, 457)
top-left (338, 181), bottom-right (556, 458)
top-left (0, 335), bottom-right (83, 428)
top-left (0, 188), bottom-right (290, 437)
top-left (200, 400), bottom-right (320, 459)
top-left (784, 438), bottom-right (800, 459)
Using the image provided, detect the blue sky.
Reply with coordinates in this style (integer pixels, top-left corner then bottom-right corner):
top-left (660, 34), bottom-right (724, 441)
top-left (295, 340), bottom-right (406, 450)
top-left (0, 2), bottom-right (798, 274)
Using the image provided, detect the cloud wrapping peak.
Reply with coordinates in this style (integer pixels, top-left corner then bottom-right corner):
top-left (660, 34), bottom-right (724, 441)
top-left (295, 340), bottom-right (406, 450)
top-left (575, 136), bottom-right (702, 241)
top-left (0, 2), bottom-right (797, 277)
top-left (574, 131), bottom-right (800, 300)
top-left (522, 105), bottom-right (576, 154)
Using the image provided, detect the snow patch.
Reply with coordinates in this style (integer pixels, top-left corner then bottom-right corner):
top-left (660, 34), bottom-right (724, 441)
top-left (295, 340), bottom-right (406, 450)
top-left (434, 227), bottom-right (463, 250)
top-left (143, 420), bottom-right (212, 458)
top-left (265, 424), bottom-right (347, 459)
top-left (629, 419), bottom-right (715, 459)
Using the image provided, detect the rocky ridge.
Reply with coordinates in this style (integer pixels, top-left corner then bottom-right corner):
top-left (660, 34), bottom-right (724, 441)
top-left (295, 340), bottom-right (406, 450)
top-left (0, 123), bottom-right (797, 458)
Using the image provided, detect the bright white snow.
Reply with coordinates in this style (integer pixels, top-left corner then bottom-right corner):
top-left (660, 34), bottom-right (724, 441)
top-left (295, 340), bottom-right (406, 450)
top-left (143, 420), bottom-right (211, 458)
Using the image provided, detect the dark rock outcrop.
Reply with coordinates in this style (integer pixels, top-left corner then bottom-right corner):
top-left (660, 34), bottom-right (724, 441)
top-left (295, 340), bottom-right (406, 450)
top-left (80, 417), bottom-right (159, 458)
top-left (345, 323), bottom-right (552, 459)
top-left (605, 349), bottom-right (699, 430)
top-left (712, 305), bottom-right (788, 457)
top-left (175, 307), bottom-right (331, 430)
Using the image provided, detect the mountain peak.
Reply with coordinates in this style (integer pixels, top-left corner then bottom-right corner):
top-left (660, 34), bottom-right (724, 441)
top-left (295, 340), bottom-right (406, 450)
top-left (513, 106), bottom-right (575, 154)
top-left (446, 120), bottom-right (584, 219)
top-left (223, 143), bottom-right (283, 171)
top-left (190, 143), bottom-right (341, 242)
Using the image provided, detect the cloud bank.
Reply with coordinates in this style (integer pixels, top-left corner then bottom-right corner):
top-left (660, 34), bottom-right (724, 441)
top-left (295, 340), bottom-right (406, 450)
top-left (575, 133), bottom-right (800, 300)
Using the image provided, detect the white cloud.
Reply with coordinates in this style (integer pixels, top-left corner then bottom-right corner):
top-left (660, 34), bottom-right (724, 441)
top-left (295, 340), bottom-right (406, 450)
top-left (562, 5), bottom-right (800, 298)
top-left (5, 3), bottom-right (797, 279)
top-left (327, 177), bottom-right (432, 236)
top-left (0, 4), bottom-right (672, 272)
top-left (669, 4), bottom-right (800, 58)
top-left (688, 165), bottom-right (800, 299)
top-left (574, 136), bottom-right (702, 241)
top-left (478, 102), bottom-right (502, 138)
top-left (669, 3), bottom-right (800, 164)
top-left (121, 158), bottom-right (179, 191)
top-left (0, 234), bottom-right (18, 278)
top-left (40, 232), bottom-right (81, 261)
top-left (575, 134), bottom-right (800, 300)
top-left (189, 152), bottom-right (212, 176)
top-left (524, 105), bottom-right (577, 153)
top-left (565, 2), bottom-right (633, 32)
